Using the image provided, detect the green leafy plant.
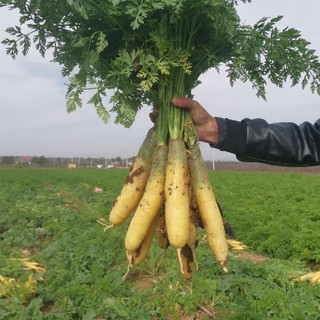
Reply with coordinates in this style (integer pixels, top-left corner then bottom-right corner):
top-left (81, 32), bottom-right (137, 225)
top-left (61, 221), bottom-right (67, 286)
top-left (1, 168), bottom-right (320, 319)
top-left (1, 0), bottom-right (319, 126)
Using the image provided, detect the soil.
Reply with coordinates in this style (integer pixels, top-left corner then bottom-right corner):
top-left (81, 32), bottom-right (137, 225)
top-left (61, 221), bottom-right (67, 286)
top-left (166, 304), bottom-right (235, 320)
top-left (135, 277), bottom-right (155, 292)
top-left (20, 248), bottom-right (34, 256)
top-left (126, 165), bottom-right (144, 184)
top-left (178, 305), bottom-right (216, 320)
top-left (237, 251), bottom-right (270, 264)
top-left (127, 270), bottom-right (157, 292)
top-left (205, 161), bottom-right (320, 175)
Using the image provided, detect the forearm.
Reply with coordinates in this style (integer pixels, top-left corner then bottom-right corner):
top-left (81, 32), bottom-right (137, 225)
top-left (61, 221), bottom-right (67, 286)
top-left (212, 118), bottom-right (320, 166)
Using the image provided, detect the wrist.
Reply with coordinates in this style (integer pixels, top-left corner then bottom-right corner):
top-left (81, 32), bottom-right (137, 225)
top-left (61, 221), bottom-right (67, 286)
top-left (198, 117), bottom-right (219, 145)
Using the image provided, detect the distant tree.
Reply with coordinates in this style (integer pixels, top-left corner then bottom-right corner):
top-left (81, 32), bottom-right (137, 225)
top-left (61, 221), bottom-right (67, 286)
top-left (116, 156), bottom-right (122, 163)
top-left (2, 156), bottom-right (15, 164)
top-left (32, 156), bottom-right (48, 164)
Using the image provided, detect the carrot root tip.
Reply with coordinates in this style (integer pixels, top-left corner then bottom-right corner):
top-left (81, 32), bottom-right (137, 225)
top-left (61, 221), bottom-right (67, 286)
top-left (96, 220), bottom-right (114, 231)
top-left (177, 248), bottom-right (185, 275)
top-left (191, 248), bottom-right (199, 271)
top-left (123, 254), bottom-right (133, 280)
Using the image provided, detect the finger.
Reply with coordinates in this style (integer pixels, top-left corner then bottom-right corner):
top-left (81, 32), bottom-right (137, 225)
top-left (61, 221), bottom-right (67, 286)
top-left (172, 97), bottom-right (210, 123)
top-left (171, 97), bottom-right (200, 110)
top-left (149, 109), bottom-right (159, 123)
top-left (149, 112), bottom-right (156, 123)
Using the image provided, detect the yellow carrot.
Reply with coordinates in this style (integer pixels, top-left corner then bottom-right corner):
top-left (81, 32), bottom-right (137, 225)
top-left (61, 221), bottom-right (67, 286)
top-left (176, 210), bottom-right (198, 280)
top-left (188, 143), bottom-right (228, 271)
top-left (176, 245), bottom-right (194, 281)
top-left (165, 138), bottom-right (190, 249)
top-left (126, 213), bottom-right (160, 267)
top-left (186, 168), bottom-right (198, 270)
top-left (109, 127), bottom-right (156, 226)
top-left (125, 145), bottom-right (168, 250)
top-left (187, 209), bottom-right (199, 271)
top-left (156, 207), bottom-right (170, 250)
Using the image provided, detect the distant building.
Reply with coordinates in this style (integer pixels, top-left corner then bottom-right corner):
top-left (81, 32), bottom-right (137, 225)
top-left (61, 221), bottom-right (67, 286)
top-left (20, 156), bottom-right (33, 165)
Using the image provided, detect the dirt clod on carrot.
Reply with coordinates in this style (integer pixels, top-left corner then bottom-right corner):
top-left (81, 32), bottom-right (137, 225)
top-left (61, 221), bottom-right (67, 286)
top-left (126, 166), bottom-right (145, 184)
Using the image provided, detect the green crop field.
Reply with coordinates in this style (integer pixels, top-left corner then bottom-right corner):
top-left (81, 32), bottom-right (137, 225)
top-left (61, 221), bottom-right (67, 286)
top-left (0, 168), bottom-right (319, 319)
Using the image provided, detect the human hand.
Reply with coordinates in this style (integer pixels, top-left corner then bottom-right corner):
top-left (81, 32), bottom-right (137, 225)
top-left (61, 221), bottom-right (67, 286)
top-left (171, 97), bottom-right (219, 145)
top-left (149, 104), bottom-right (159, 124)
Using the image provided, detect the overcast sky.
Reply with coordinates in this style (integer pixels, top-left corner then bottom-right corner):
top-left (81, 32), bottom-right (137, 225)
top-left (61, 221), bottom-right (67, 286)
top-left (0, 1), bottom-right (319, 161)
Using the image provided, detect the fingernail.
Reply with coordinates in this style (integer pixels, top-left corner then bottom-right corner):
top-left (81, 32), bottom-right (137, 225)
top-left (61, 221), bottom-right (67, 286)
top-left (171, 98), bottom-right (180, 105)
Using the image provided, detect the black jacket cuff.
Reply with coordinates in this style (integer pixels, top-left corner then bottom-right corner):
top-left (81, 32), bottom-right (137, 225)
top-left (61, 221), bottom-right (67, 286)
top-left (213, 118), bottom-right (247, 154)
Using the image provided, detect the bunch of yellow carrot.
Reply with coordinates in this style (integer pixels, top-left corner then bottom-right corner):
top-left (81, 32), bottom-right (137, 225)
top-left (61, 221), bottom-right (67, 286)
top-left (101, 119), bottom-right (228, 280)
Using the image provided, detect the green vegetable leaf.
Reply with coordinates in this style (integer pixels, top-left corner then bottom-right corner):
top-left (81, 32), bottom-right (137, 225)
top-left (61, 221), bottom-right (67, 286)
top-left (227, 16), bottom-right (320, 98)
top-left (2, 37), bottom-right (19, 59)
top-left (96, 32), bottom-right (109, 54)
top-left (66, 77), bottom-right (84, 113)
top-left (88, 91), bottom-right (110, 124)
top-left (67, 0), bottom-right (89, 19)
top-left (1, 0), bottom-right (319, 128)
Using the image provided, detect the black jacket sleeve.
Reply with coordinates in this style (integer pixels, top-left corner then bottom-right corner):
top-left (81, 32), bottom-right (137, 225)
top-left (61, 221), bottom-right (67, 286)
top-left (214, 118), bottom-right (320, 166)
